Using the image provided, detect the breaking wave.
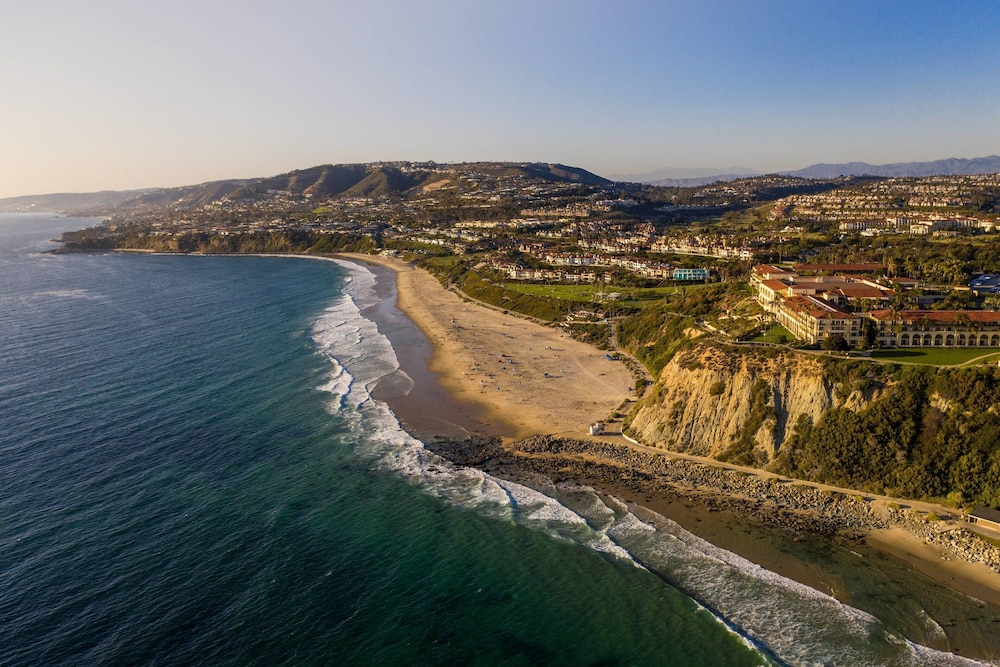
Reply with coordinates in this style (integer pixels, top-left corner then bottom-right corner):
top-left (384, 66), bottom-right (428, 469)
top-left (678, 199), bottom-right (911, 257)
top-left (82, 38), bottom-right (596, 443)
top-left (310, 258), bottom-right (986, 667)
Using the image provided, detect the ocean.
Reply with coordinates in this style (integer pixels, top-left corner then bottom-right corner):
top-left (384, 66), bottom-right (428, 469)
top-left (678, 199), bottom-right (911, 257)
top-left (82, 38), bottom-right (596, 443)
top-left (0, 213), bottom-right (990, 666)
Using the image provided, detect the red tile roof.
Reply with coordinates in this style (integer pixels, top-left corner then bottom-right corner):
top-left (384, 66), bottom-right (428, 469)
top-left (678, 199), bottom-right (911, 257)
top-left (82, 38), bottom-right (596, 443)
top-left (784, 295), bottom-right (855, 319)
top-left (833, 286), bottom-right (891, 299)
top-left (761, 279), bottom-right (790, 292)
top-left (868, 310), bottom-right (1000, 323)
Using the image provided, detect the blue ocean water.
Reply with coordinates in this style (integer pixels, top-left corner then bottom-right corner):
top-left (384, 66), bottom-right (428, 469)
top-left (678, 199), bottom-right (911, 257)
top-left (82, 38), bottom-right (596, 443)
top-left (0, 214), bottom-right (985, 666)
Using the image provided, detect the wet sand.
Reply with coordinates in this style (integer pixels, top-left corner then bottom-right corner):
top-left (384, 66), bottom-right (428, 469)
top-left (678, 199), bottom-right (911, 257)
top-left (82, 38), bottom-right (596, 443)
top-left (341, 253), bottom-right (634, 440)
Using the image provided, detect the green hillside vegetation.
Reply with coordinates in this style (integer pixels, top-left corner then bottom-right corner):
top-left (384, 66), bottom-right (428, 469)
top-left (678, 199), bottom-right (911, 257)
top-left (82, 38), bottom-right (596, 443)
top-left (457, 271), bottom-right (575, 321)
top-left (771, 364), bottom-right (1000, 508)
top-left (615, 282), bottom-right (753, 375)
top-left (501, 282), bottom-right (702, 307)
top-left (616, 306), bottom-right (699, 376)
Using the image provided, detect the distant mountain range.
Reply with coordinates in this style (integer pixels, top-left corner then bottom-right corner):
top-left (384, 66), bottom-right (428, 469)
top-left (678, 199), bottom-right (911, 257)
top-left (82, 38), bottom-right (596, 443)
top-left (0, 162), bottom-right (610, 214)
top-left (644, 173), bottom-right (763, 188)
top-left (0, 183), bottom-right (256, 215)
top-left (782, 155), bottom-right (1000, 179)
top-left (0, 189), bottom-right (159, 213)
top-left (622, 155), bottom-right (1000, 186)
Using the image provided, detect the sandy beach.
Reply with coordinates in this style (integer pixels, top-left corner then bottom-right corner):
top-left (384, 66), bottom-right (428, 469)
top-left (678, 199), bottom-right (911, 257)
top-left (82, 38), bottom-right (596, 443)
top-left (342, 253), bottom-right (634, 440)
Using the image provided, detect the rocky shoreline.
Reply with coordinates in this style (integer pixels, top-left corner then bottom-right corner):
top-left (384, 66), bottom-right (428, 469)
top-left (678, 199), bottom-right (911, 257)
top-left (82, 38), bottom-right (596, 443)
top-left (423, 434), bottom-right (1000, 574)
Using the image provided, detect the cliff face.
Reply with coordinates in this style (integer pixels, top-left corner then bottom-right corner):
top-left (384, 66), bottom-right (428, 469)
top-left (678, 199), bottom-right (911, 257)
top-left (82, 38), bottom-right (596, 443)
top-left (627, 346), bottom-right (880, 463)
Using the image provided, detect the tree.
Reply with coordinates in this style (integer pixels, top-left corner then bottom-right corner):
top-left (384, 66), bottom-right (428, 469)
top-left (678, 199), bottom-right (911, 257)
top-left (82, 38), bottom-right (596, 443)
top-left (822, 334), bottom-right (850, 352)
top-left (861, 319), bottom-right (879, 349)
top-left (936, 290), bottom-right (974, 311)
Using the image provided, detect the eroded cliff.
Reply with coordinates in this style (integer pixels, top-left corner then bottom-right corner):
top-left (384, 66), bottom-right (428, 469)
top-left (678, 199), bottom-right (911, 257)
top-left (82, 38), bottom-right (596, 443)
top-left (627, 346), bottom-right (881, 465)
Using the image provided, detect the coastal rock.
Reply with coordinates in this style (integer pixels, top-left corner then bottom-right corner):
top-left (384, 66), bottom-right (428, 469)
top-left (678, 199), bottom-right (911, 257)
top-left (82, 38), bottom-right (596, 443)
top-left (627, 347), bottom-right (881, 462)
top-left (424, 434), bottom-right (1000, 575)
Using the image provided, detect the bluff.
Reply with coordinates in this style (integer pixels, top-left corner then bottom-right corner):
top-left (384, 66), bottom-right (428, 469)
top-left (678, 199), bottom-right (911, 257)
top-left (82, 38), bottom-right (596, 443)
top-left (625, 343), bottom-right (1000, 506)
top-left (627, 346), bottom-right (879, 466)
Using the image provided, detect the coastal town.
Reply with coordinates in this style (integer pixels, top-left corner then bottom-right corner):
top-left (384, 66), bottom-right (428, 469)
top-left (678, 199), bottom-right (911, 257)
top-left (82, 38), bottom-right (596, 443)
top-left (29, 160), bottom-right (1000, 663)
top-left (12, 3), bottom-right (1000, 664)
top-left (53, 161), bottom-right (1000, 351)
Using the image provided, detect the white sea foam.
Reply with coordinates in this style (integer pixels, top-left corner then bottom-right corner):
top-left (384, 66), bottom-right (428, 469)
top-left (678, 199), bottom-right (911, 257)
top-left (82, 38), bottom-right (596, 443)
top-left (32, 288), bottom-right (107, 301)
top-left (311, 258), bottom-right (987, 667)
top-left (572, 491), bottom-right (985, 666)
top-left (315, 357), bottom-right (352, 410)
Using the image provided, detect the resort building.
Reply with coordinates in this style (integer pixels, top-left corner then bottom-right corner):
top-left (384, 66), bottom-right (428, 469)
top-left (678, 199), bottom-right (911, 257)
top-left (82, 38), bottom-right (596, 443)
top-left (774, 295), bottom-right (864, 346)
top-left (752, 264), bottom-right (1000, 348)
top-left (752, 264), bottom-right (893, 318)
top-left (672, 267), bottom-right (710, 281)
top-left (866, 310), bottom-right (1000, 348)
top-left (792, 263), bottom-right (887, 275)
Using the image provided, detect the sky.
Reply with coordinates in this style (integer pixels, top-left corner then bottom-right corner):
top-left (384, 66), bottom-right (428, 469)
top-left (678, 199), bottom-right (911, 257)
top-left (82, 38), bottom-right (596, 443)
top-left (1, 0), bottom-right (999, 197)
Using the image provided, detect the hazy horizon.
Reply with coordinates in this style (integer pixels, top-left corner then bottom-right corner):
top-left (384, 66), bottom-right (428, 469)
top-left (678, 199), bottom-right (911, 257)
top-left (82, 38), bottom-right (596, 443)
top-left (2, 1), bottom-right (999, 198)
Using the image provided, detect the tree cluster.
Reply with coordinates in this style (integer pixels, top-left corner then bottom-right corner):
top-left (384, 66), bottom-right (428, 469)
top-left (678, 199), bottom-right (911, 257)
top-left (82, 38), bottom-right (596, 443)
top-left (772, 365), bottom-right (1000, 507)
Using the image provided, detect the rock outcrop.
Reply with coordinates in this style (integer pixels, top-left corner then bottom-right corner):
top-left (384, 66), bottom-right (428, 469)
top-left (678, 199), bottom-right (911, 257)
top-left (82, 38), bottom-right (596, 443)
top-left (627, 346), bottom-right (882, 462)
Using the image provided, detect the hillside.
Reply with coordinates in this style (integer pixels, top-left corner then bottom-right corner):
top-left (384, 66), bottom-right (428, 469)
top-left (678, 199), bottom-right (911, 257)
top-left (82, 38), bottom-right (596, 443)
top-left (621, 155), bottom-right (1000, 186)
top-left (513, 163), bottom-right (612, 186)
top-left (6, 161), bottom-right (613, 217)
top-left (227, 164), bottom-right (370, 199)
top-left (116, 180), bottom-right (254, 210)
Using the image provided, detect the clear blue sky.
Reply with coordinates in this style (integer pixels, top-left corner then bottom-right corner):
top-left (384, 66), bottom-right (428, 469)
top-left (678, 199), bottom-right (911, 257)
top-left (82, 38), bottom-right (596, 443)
top-left (2, 0), bottom-right (999, 197)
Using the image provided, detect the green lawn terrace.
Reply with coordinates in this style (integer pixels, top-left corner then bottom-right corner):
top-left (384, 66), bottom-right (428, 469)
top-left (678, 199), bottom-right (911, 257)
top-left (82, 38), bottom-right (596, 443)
top-left (871, 348), bottom-right (1000, 366)
top-left (755, 324), bottom-right (1000, 367)
top-left (501, 282), bottom-right (714, 309)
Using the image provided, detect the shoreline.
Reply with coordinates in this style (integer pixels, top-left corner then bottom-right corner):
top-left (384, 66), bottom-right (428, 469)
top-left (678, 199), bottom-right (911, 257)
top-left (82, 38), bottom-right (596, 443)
top-left (421, 434), bottom-right (1000, 660)
top-left (335, 252), bottom-right (1000, 662)
top-left (338, 252), bottom-right (634, 442)
top-left (78, 248), bottom-right (1000, 661)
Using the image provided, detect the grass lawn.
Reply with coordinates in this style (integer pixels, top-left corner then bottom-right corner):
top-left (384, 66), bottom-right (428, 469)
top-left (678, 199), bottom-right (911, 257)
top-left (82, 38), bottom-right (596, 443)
top-left (871, 348), bottom-right (1000, 366)
top-left (500, 282), bottom-right (710, 306)
top-left (421, 254), bottom-right (468, 270)
top-left (752, 324), bottom-right (793, 344)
